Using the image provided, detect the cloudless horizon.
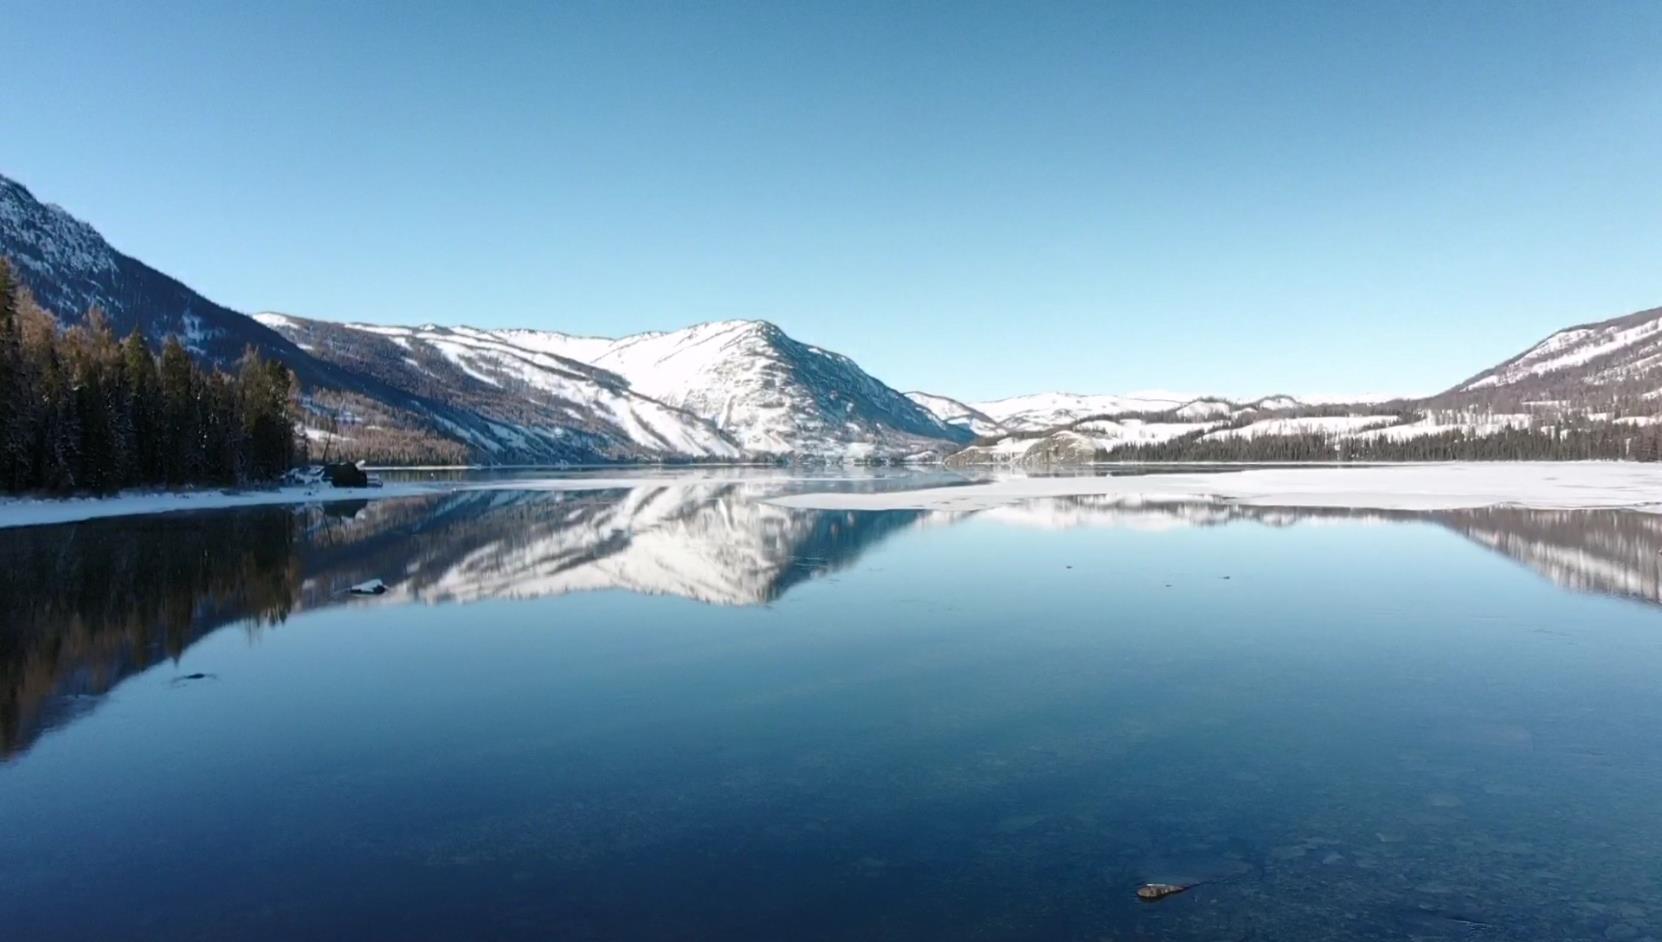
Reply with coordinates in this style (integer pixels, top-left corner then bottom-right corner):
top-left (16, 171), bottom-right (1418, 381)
top-left (4, 0), bottom-right (1661, 401)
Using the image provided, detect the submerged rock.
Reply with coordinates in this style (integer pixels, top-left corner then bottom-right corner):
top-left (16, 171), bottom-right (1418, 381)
top-left (1136, 882), bottom-right (1195, 902)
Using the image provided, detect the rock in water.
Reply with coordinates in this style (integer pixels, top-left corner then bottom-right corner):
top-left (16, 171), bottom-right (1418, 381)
top-left (349, 579), bottom-right (387, 596)
top-left (324, 462), bottom-right (370, 488)
top-left (1136, 882), bottom-right (1193, 902)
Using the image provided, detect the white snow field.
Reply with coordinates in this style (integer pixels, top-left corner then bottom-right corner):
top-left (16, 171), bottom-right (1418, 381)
top-left (0, 482), bottom-right (452, 530)
top-left (8, 462), bottom-right (1662, 531)
top-left (767, 463), bottom-right (1662, 513)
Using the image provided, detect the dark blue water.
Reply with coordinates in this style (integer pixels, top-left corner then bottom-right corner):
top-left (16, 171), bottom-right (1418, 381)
top-left (3, 480), bottom-right (1662, 940)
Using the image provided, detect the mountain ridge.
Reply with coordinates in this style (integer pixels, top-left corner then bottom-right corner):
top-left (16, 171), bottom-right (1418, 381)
top-left (5, 169), bottom-right (1661, 467)
top-left (1, 170), bottom-right (968, 464)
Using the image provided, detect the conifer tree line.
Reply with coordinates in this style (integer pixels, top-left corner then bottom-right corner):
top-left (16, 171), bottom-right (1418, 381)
top-left (1100, 422), bottom-right (1662, 462)
top-left (0, 258), bottom-right (299, 493)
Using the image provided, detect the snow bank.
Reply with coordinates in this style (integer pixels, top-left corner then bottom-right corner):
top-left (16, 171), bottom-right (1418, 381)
top-left (14, 462), bottom-right (1662, 531)
top-left (0, 482), bottom-right (452, 530)
top-left (0, 467), bottom-right (942, 530)
top-left (767, 463), bottom-right (1662, 513)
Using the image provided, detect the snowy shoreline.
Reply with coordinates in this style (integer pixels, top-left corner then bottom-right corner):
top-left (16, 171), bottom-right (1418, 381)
top-left (766, 462), bottom-right (1662, 513)
top-left (0, 482), bottom-right (467, 530)
top-left (0, 467), bottom-right (914, 530)
top-left (6, 462), bottom-right (1662, 530)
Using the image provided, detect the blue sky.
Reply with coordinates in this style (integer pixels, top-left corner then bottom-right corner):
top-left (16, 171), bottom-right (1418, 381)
top-left (4, 1), bottom-right (1660, 401)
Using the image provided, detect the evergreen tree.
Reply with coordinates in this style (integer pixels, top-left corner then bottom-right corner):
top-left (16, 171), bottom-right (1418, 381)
top-left (67, 307), bottom-right (130, 491)
top-left (0, 259), bottom-right (20, 489)
top-left (237, 348), bottom-right (295, 480)
top-left (122, 331), bottom-right (161, 484)
top-left (158, 336), bottom-right (199, 485)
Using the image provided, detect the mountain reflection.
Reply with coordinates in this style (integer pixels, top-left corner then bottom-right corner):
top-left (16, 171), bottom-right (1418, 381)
top-left (0, 484), bottom-right (923, 758)
top-left (5, 484), bottom-right (1662, 760)
top-left (295, 484), bottom-right (924, 607)
top-left (978, 495), bottom-right (1662, 607)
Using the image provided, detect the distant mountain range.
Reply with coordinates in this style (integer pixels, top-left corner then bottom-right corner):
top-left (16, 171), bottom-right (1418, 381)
top-left (2, 169), bottom-right (1659, 465)
top-left (253, 314), bottom-right (968, 461)
top-left (932, 302), bottom-right (1662, 464)
top-left (0, 172), bottom-right (966, 463)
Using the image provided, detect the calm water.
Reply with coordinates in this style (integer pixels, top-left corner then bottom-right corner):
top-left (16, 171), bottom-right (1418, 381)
top-left (4, 474), bottom-right (1662, 940)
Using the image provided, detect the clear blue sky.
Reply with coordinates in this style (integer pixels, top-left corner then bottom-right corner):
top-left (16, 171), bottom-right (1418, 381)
top-left (4, 1), bottom-right (1660, 400)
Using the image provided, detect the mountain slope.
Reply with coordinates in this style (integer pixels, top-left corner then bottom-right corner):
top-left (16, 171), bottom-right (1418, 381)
top-left (492, 321), bottom-right (973, 458)
top-left (254, 314), bottom-right (741, 461)
top-left (0, 173), bottom-right (336, 380)
top-left (969, 392), bottom-right (1195, 431)
top-left (1441, 304), bottom-right (1662, 410)
top-left (905, 391), bottom-right (1007, 437)
top-left (0, 172), bottom-right (955, 463)
top-left (0, 173), bottom-right (514, 460)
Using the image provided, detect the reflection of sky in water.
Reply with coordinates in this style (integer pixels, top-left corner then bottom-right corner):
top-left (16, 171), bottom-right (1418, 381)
top-left (3, 482), bottom-right (1662, 940)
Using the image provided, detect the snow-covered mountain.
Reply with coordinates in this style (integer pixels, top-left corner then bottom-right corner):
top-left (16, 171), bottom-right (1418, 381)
top-left (258, 314), bottom-right (969, 462)
top-left (0, 173), bottom-right (331, 377)
top-left (904, 391), bottom-right (1007, 437)
top-left (968, 392), bottom-right (1194, 432)
top-left (1443, 304), bottom-right (1662, 410)
top-left (1, 171), bottom-right (966, 463)
top-left (0, 172), bottom-right (525, 460)
top-left (254, 314), bottom-right (742, 462)
top-left (11, 168), bottom-right (1662, 466)
top-left (484, 320), bottom-right (973, 458)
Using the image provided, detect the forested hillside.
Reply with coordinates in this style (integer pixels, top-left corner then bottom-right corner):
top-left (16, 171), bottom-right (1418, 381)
top-left (0, 258), bottom-right (299, 493)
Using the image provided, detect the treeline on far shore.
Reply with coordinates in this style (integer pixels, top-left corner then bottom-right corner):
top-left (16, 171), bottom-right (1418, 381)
top-left (1102, 423), bottom-right (1662, 462)
top-left (0, 258), bottom-right (299, 494)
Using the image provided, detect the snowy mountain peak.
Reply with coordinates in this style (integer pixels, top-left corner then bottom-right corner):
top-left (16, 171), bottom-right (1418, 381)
top-left (905, 391), bottom-right (1007, 437)
top-left (475, 319), bottom-right (970, 458)
top-left (254, 313), bottom-right (970, 461)
top-left (0, 176), bottom-right (118, 282)
top-left (255, 314), bottom-right (743, 461)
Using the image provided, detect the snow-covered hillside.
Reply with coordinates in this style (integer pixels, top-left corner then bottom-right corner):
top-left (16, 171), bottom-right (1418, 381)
top-left (958, 391), bottom-right (1321, 434)
top-left (904, 391), bottom-right (1007, 437)
top-left (946, 419), bottom-right (1224, 466)
top-left (255, 314), bottom-right (742, 462)
top-left (969, 392), bottom-right (1192, 431)
top-left (1449, 304), bottom-right (1662, 407)
top-left (0, 172), bottom-right (317, 373)
top-left (942, 408), bottom-right (1559, 466)
top-left (1201, 415), bottom-right (1399, 441)
top-left (259, 316), bottom-right (969, 461)
top-left (486, 320), bottom-right (971, 458)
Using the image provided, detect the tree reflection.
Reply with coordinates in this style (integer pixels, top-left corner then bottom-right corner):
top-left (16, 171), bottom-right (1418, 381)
top-left (0, 509), bottom-right (300, 758)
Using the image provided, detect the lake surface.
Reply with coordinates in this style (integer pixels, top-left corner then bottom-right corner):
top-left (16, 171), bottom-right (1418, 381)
top-left (4, 472), bottom-right (1662, 940)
